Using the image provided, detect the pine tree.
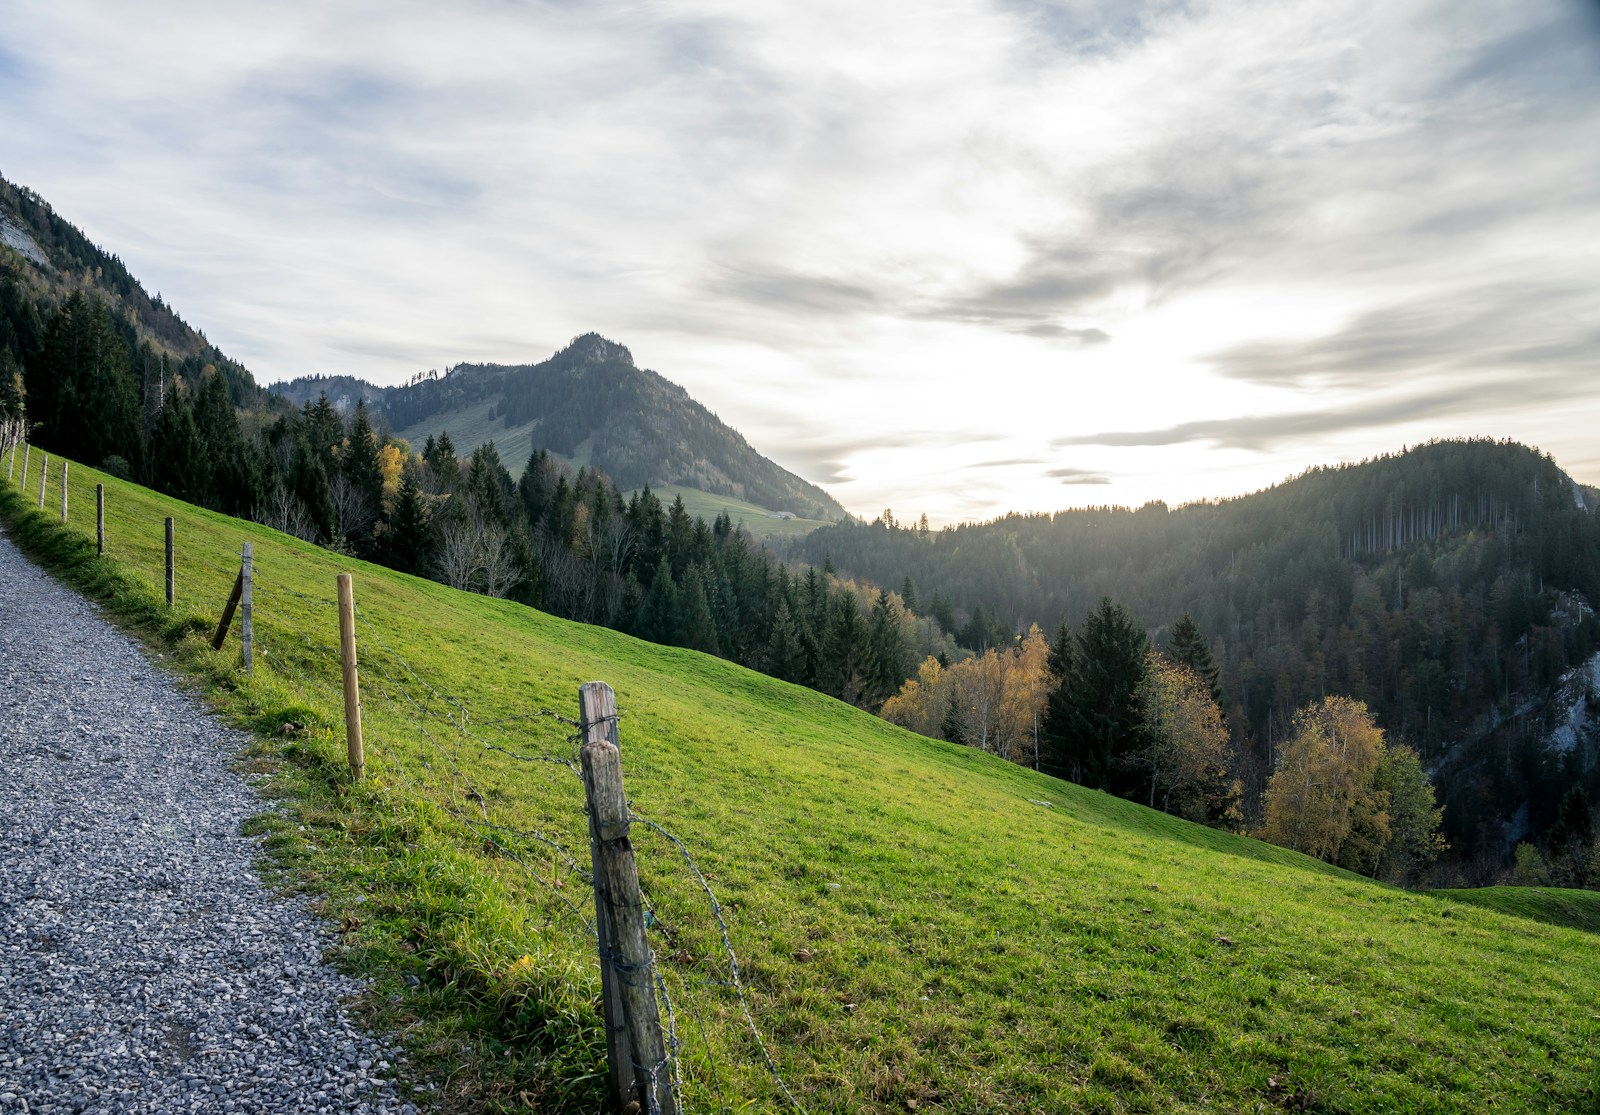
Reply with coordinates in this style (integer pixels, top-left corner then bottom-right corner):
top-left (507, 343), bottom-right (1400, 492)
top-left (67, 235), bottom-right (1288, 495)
top-left (1548, 784), bottom-right (1595, 887)
top-left (385, 467), bottom-right (431, 574)
top-left (639, 556), bottom-right (679, 645)
top-left (1042, 599), bottom-right (1149, 792)
top-left (765, 596), bottom-right (805, 682)
top-left (192, 369), bottom-right (256, 515)
top-left (1168, 613), bottom-right (1223, 707)
top-left (865, 590), bottom-right (910, 709)
top-left (824, 589), bottom-right (869, 704)
top-left (146, 390), bottom-right (208, 503)
top-left (676, 565), bottom-right (720, 654)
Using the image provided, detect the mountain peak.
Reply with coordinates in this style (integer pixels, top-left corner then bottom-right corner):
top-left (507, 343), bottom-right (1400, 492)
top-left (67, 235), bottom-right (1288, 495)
top-left (560, 332), bottom-right (634, 367)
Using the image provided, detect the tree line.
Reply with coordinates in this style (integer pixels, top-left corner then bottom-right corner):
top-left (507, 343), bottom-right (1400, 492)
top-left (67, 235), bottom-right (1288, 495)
top-left (881, 597), bottom-right (1448, 884)
top-left (793, 441), bottom-right (1600, 883)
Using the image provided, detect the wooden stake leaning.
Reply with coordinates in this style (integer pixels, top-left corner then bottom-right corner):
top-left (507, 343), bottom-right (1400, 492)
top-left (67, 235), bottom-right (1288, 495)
top-left (579, 681), bottom-right (677, 1115)
top-left (37, 452), bottom-right (47, 509)
top-left (18, 442), bottom-right (28, 489)
top-left (59, 459), bottom-right (68, 522)
top-left (212, 569), bottom-right (245, 651)
top-left (96, 485), bottom-right (105, 555)
top-left (337, 573), bottom-right (365, 780)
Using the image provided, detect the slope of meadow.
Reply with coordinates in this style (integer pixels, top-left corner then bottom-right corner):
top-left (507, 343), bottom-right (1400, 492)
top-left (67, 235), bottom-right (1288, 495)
top-left (2, 443), bottom-right (1597, 1115)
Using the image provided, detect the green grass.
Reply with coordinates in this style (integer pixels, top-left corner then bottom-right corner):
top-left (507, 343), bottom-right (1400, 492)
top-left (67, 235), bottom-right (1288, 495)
top-left (394, 399), bottom-right (583, 478)
top-left (4, 442), bottom-right (1600, 1115)
top-left (635, 485), bottom-right (834, 540)
top-left (1428, 886), bottom-right (1600, 935)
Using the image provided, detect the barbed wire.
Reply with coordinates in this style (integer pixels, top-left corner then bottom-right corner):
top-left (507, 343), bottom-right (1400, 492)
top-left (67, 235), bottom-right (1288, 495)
top-left (631, 811), bottom-right (807, 1115)
top-left (10, 492), bottom-right (810, 1114)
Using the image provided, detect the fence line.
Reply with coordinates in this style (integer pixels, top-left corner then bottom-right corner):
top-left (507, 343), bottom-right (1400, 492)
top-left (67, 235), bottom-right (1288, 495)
top-left (0, 449), bottom-right (809, 1115)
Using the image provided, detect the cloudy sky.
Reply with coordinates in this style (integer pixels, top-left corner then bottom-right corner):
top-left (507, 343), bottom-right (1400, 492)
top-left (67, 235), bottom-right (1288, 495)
top-left (4, 0), bottom-right (1598, 523)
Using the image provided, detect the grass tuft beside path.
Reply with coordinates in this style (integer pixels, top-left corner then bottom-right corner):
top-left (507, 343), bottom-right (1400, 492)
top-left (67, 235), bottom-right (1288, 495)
top-left (3, 445), bottom-right (1598, 1115)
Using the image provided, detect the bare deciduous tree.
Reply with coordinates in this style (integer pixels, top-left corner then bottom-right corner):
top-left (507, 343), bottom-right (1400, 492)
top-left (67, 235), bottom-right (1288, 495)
top-left (255, 482), bottom-right (318, 542)
top-left (434, 514), bottom-right (482, 591)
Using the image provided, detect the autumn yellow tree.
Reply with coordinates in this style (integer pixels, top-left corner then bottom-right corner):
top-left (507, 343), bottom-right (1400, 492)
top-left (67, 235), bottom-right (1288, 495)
top-left (1259, 696), bottom-right (1389, 865)
top-left (879, 625), bottom-right (1051, 768)
top-left (1137, 652), bottom-right (1238, 825)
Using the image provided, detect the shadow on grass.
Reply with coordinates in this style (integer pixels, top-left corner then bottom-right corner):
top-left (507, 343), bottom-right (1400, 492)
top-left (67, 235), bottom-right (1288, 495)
top-left (1427, 886), bottom-right (1600, 935)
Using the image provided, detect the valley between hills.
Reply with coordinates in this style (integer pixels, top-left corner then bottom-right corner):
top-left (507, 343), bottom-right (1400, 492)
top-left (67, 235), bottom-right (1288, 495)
top-left (2, 171), bottom-right (1599, 1112)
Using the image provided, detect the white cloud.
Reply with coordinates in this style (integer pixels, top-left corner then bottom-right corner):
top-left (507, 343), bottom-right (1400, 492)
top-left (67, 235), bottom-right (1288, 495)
top-left (3, 0), bottom-right (1597, 523)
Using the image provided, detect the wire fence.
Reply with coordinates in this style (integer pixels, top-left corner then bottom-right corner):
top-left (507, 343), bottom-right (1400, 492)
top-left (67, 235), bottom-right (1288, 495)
top-left (0, 439), bottom-right (806, 1115)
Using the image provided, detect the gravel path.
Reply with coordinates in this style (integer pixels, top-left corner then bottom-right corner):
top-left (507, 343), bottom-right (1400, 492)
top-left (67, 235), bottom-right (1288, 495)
top-left (0, 531), bottom-right (415, 1115)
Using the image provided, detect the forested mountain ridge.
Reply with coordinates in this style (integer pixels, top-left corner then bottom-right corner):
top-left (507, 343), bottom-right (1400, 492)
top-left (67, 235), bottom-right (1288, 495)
top-left (0, 173), bottom-right (263, 413)
top-left (272, 336), bottom-right (845, 522)
top-left (795, 440), bottom-right (1600, 879)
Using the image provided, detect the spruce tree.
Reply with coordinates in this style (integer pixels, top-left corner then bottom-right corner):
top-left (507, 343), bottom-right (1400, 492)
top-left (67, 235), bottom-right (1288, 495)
top-left (676, 564), bottom-right (720, 654)
top-left (385, 467), bottom-right (430, 574)
top-left (146, 391), bottom-right (208, 503)
top-left (824, 589), bottom-right (869, 704)
top-left (1168, 613), bottom-right (1223, 706)
top-left (865, 590), bottom-right (910, 708)
top-left (1042, 599), bottom-right (1149, 792)
top-left (765, 596), bottom-right (804, 682)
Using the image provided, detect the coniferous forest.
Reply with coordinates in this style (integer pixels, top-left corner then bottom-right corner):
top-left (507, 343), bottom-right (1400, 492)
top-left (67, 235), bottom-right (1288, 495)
top-left (794, 442), bottom-right (1600, 880)
top-left (4, 172), bottom-right (1598, 888)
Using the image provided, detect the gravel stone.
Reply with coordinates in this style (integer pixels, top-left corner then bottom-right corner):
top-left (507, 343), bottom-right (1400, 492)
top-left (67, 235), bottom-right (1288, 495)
top-left (0, 531), bottom-right (415, 1113)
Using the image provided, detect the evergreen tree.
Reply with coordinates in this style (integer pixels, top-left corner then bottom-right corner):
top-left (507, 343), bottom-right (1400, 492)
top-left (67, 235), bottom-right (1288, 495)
top-left (1042, 599), bottom-right (1150, 792)
top-left (145, 391), bottom-right (208, 503)
top-left (1168, 613), bottom-right (1223, 706)
top-left (676, 564), bottom-right (720, 654)
top-left (306, 391), bottom-right (343, 464)
top-left (385, 466), bottom-right (431, 575)
top-left (765, 596), bottom-right (805, 682)
top-left (824, 589), bottom-right (870, 704)
top-left (639, 556), bottom-right (679, 644)
top-left (192, 369), bottom-right (256, 515)
top-left (865, 590), bottom-right (910, 709)
top-left (1548, 784), bottom-right (1595, 887)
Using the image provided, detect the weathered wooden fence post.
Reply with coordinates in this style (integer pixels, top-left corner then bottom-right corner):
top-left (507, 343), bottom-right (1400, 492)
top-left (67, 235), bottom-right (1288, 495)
top-left (59, 459), bottom-right (68, 522)
top-left (37, 452), bottom-right (47, 509)
top-left (164, 517), bottom-right (175, 606)
top-left (211, 544), bottom-right (255, 674)
top-left (240, 542), bottom-right (253, 673)
top-left (96, 485), bottom-right (105, 555)
top-left (580, 681), bottom-right (676, 1115)
top-left (337, 573), bottom-right (365, 780)
top-left (18, 442), bottom-right (28, 489)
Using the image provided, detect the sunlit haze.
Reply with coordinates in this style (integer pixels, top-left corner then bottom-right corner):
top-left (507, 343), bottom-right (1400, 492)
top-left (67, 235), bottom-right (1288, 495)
top-left (4, 0), bottom-right (1597, 523)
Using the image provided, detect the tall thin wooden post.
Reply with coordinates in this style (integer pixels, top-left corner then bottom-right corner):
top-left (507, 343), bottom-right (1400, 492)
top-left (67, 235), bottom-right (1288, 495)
top-left (580, 681), bottom-right (676, 1115)
top-left (37, 452), bottom-right (47, 509)
top-left (59, 460), bottom-right (68, 522)
top-left (583, 680), bottom-right (633, 1113)
top-left (96, 485), bottom-right (105, 555)
top-left (337, 573), bottom-right (365, 780)
top-left (5, 430), bottom-right (15, 483)
top-left (17, 442), bottom-right (27, 488)
top-left (240, 542), bottom-right (253, 673)
top-left (164, 518), bottom-right (175, 606)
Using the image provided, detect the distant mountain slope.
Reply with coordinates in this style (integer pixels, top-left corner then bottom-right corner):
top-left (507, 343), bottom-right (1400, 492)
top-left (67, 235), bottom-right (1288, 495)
top-left (0, 173), bottom-right (262, 407)
top-left (272, 335), bottom-right (844, 522)
top-left (797, 439), bottom-right (1600, 875)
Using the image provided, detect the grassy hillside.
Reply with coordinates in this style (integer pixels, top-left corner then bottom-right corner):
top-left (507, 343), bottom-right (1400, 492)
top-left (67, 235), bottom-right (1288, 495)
top-left (393, 397), bottom-right (564, 479)
top-left (636, 485), bottom-right (832, 541)
top-left (3, 441), bottom-right (1599, 1114)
